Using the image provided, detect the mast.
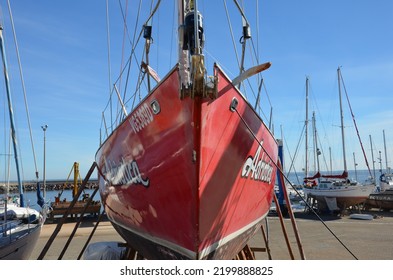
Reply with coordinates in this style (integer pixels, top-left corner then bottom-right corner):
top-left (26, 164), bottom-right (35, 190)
top-left (312, 111), bottom-right (321, 174)
top-left (305, 77), bottom-right (309, 179)
top-left (0, 26), bottom-right (25, 207)
top-left (353, 152), bottom-right (358, 181)
top-left (193, 0), bottom-right (200, 56)
top-left (340, 67), bottom-right (373, 179)
top-left (234, 0), bottom-right (251, 88)
top-left (180, 0), bottom-right (205, 95)
top-left (178, 0), bottom-right (190, 87)
top-left (369, 135), bottom-right (376, 184)
top-left (378, 151), bottom-right (382, 174)
top-left (383, 129), bottom-right (389, 173)
top-left (329, 147), bottom-right (332, 175)
top-left (337, 67), bottom-right (347, 176)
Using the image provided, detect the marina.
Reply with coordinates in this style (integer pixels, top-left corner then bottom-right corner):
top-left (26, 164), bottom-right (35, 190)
top-left (1, 0), bottom-right (393, 267)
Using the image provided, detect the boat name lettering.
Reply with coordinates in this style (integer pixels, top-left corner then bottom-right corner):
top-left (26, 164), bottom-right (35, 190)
top-left (129, 103), bottom-right (154, 133)
top-left (241, 145), bottom-right (274, 184)
top-left (104, 157), bottom-right (149, 188)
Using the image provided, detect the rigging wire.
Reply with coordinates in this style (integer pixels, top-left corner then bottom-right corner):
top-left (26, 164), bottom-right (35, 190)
top-left (232, 0), bottom-right (249, 27)
top-left (105, 0), bottom-right (113, 133)
top-left (154, 0), bottom-right (160, 74)
top-left (339, 69), bottom-right (373, 178)
top-left (103, 0), bottom-right (148, 131)
top-left (255, 0), bottom-right (259, 67)
top-left (224, 0), bottom-right (273, 128)
top-left (285, 124), bottom-right (306, 184)
top-left (316, 131), bottom-right (330, 172)
top-left (2, 93), bottom-right (11, 186)
top-left (223, 0), bottom-right (240, 71)
top-left (117, 0), bottom-right (129, 123)
top-left (120, 0), bottom-right (161, 110)
top-left (308, 79), bottom-right (333, 158)
top-left (233, 106), bottom-right (359, 260)
top-left (238, 1), bottom-right (274, 127)
top-left (169, 0), bottom-right (176, 71)
top-left (116, 0), bottom-right (134, 124)
top-left (5, 0), bottom-right (39, 180)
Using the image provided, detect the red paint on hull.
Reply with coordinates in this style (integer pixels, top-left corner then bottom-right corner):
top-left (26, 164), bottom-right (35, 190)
top-left (96, 66), bottom-right (277, 259)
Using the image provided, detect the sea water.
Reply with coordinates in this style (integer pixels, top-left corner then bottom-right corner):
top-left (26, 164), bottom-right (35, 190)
top-left (15, 169), bottom-right (380, 212)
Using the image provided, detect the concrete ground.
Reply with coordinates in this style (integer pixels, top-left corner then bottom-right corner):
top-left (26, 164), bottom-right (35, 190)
top-left (30, 210), bottom-right (393, 260)
top-left (250, 210), bottom-right (393, 260)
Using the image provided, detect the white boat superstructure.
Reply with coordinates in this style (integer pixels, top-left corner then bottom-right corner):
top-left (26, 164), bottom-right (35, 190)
top-left (380, 173), bottom-right (393, 192)
top-left (379, 130), bottom-right (393, 192)
top-left (0, 201), bottom-right (43, 260)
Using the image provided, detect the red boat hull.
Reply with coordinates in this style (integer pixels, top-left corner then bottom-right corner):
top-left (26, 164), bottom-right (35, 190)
top-left (96, 65), bottom-right (277, 259)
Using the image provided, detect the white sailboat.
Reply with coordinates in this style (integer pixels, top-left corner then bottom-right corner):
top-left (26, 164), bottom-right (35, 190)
top-left (0, 199), bottom-right (43, 259)
top-left (0, 7), bottom-right (45, 260)
top-left (303, 68), bottom-right (375, 212)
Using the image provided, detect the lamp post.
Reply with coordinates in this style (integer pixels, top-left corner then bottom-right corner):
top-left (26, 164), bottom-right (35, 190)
top-left (41, 125), bottom-right (48, 199)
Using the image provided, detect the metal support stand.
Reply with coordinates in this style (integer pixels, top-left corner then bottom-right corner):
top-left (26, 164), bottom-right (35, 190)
top-left (37, 162), bottom-right (98, 260)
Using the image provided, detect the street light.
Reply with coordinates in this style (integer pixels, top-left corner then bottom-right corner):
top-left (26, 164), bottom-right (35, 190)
top-left (41, 124), bottom-right (48, 199)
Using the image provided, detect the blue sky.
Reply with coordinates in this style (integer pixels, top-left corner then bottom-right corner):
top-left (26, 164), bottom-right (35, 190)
top-left (1, 0), bottom-right (392, 181)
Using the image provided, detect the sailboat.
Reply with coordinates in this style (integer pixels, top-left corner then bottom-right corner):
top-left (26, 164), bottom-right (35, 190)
top-left (303, 68), bottom-right (375, 212)
top-left (95, 1), bottom-right (277, 259)
top-left (0, 199), bottom-right (43, 260)
top-left (364, 130), bottom-right (393, 211)
top-left (0, 9), bottom-right (45, 259)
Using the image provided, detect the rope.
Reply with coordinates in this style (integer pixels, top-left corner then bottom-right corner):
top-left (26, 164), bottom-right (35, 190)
top-left (233, 107), bottom-right (359, 260)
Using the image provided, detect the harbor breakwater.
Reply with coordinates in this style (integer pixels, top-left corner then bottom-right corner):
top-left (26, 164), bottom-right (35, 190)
top-left (0, 179), bottom-right (98, 194)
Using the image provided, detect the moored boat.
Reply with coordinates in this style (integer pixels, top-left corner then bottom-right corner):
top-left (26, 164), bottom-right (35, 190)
top-left (96, 0), bottom-right (277, 259)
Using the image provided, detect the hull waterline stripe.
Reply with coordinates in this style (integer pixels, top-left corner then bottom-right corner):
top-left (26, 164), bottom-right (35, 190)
top-left (198, 212), bottom-right (268, 259)
top-left (111, 212), bottom-right (268, 259)
top-left (110, 219), bottom-right (197, 259)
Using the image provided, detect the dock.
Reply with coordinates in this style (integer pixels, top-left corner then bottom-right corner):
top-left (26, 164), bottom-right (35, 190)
top-left (48, 198), bottom-right (101, 220)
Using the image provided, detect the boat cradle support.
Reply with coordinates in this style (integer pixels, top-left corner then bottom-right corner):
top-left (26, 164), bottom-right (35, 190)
top-left (37, 162), bottom-right (103, 260)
